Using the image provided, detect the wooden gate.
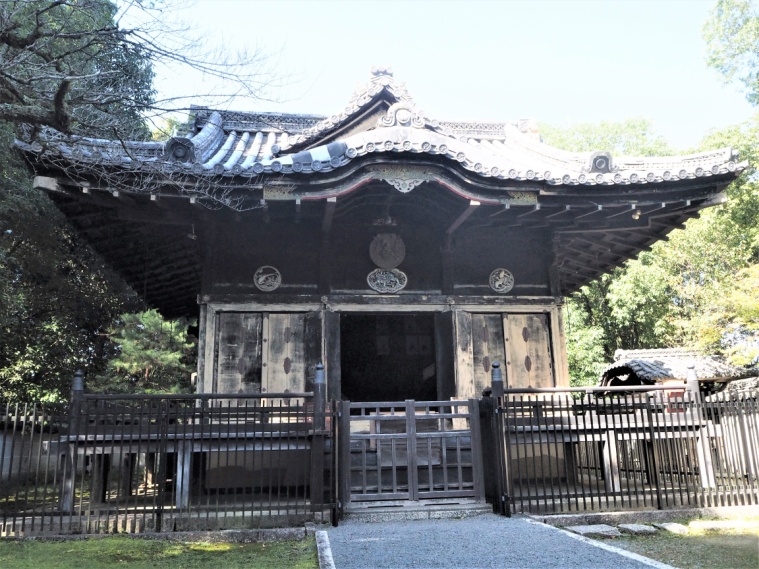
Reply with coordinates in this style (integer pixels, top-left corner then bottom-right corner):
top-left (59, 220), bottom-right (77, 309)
top-left (337, 400), bottom-right (485, 508)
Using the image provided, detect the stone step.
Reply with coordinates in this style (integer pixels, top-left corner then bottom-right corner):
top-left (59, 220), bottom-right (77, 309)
top-left (344, 500), bottom-right (492, 523)
top-left (565, 524), bottom-right (622, 538)
top-left (618, 523), bottom-right (658, 535)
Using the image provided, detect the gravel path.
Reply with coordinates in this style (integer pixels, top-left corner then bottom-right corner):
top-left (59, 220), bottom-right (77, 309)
top-left (325, 514), bottom-right (674, 569)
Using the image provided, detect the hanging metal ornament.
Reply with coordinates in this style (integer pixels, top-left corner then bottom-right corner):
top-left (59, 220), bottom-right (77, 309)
top-left (369, 233), bottom-right (406, 269)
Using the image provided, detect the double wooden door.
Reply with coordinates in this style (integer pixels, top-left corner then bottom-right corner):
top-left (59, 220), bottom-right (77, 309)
top-left (454, 311), bottom-right (556, 400)
top-left (214, 311), bottom-right (322, 396)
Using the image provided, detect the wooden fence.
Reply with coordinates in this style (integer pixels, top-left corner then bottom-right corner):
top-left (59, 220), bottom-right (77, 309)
top-left (2, 366), bottom-right (757, 535)
top-left (0, 371), bottom-right (335, 536)
top-left (481, 373), bottom-right (759, 515)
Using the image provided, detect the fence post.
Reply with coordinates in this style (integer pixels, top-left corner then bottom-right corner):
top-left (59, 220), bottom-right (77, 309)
top-left (479, 362), bottom-right (510, 515)
top-left (486, 361), bottom-right (511, 516)
top-left (314, 364), bottom-right (326, 431)
top-left (491, 361), bottom-right (504, 400)
top-left (310, 364), bottom-right (326, 515)
top-left (60, 370), bottom-right (84, 514)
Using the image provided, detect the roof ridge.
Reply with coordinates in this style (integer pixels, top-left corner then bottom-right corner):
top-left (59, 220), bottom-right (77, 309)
top-left (278, 67), bottom-right (414, 152)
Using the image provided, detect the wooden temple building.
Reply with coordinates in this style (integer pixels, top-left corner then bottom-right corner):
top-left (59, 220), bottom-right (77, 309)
top-left (20, 68), bottom-right (747, 403)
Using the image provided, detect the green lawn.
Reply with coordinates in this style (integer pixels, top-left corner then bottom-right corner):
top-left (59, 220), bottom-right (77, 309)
top-left (0, 536), bottom-right (318, 569)
top-left (613, 517), bottom-right (759, 569)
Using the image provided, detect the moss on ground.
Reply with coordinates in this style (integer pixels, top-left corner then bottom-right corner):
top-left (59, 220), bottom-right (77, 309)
top-left (0, 536), bottom-right (318, 569)
top-left (613, 516), bottom-right (759, 569)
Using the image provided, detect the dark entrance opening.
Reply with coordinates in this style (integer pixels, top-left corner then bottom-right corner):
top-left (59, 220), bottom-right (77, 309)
top-left (340, 313), bottom-right (437, 402)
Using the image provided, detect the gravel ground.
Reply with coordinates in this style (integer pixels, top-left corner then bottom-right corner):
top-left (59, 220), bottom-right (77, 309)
top-left (326, 514), bottom-right (672, 569)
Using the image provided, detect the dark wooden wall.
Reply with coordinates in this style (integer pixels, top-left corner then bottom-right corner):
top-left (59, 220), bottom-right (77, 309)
top-left (198, 182), bottom-right (567, 399)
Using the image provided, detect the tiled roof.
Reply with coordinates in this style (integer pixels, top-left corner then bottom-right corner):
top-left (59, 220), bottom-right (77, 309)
top-left (20, 68), bottom-right (747, 190)
top-left (603, 349), bottom-right (757, 383)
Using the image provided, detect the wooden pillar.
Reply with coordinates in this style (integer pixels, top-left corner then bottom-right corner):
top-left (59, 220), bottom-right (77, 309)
top-left (196, 303), bottom-right (208, 394)
top-left (90, 454), bottom-right (110, 505)
top-left (60, 370), bottom-right (84, 514)
top-left (602, 431), bottom-right (621, 493)
top-left (175, 441), bottom-right (192, 509)
top-left (324, 311), bottom-right (341, 401)
top-left (434, 311), bottom-right (456, 401)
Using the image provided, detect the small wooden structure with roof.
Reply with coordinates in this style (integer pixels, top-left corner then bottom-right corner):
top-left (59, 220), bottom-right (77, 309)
top-left (601, 348), bottom-right (758, 395)
top-left (19, 68), bottom-right (747, 403)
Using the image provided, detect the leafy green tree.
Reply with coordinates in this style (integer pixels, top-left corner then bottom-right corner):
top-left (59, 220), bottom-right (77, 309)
top-left (0, 0), bottom-right (156, 401)
top-left (0, 0), bottom-right (270, 401)
top-left (676, 114), bottom-right (759, 364)
top-left (0, 125), bottom-right (139, 402)
top-left (92, 310), bottom-right (196, 394)
top-left (704, 0), bottom-right (759, 106)
top-left (544, 107), bottom-right (759, 385)
top-left (540, 119), bottom-right (677, 384)
top-left (550, 112), bottom-right (759, 382)
top-left (0, 0), bottom-right (154, 138)
top-left (564, 300), bottom-right (607, 386)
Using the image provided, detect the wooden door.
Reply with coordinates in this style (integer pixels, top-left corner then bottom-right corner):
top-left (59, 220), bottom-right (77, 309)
top-left (454, 311), bottom-right (555, 398)
top-left (216, 313), bottom-right (263, 394)
top-left (503, 313), bottom-right (553, 389)
top-left (215, 311), bottom-right (322, 395)
top-left (454, 312), bottom-right (508, 400)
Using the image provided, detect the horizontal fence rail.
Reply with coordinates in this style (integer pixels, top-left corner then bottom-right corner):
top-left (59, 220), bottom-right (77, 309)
top-left (1, 391), bottom-right (335, 536)
top-left (482, 385), bottom-right (759, 515)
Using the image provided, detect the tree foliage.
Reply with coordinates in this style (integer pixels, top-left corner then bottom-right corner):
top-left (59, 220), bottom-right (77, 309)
top-left (92, 309), bottom-right (196, 394)
top-left (543, 113), bottom-right (759, 384)
top-left (0, 124), bottom-right (140, 401)
top-left (0, 0), bottom-right (221, 401)
top-left (0, 0), bottom-right (273, 140)
top-left (704, 0), bottom-right (759, 107)
top-left (0, 0), bottom-right (154, 138)
top-left (539, 118), bottom-right (674, 156)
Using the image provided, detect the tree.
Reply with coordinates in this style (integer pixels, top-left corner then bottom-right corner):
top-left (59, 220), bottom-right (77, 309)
top-left (0, 0), bottom-right (273, 140)
top-left (678, 114), bottom-right (759, 364)
top-left (92, 309), bottom-right (196, 394)
top-left (0, 124), bottom-right (140, 401)
top-left (545, 112), bottom-right (759, 384)
top-left (1, 0), bottom-right (262, 401)
top-left (540, 119), bottom-right (677, 384)
top-left (539, 118), bottom-right (674, 156)
top-left (704, 0), bottom-right (759, 106)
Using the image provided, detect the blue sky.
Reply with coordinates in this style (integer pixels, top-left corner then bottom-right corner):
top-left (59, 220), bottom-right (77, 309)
top-left (152, 0), bottom-right (755, 151)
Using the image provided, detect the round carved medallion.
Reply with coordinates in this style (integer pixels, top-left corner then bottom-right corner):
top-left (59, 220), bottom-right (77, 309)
top-left (254, 266), bottom-right (282, 292)
top-left (367, 268), bottom-right (407, 294)
top-left (489, 268), bottom-right (515, 294)
top-left (369, 233), bottom-right (406, 269)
